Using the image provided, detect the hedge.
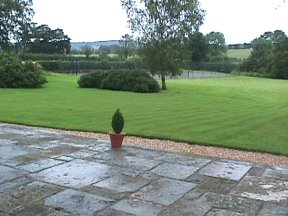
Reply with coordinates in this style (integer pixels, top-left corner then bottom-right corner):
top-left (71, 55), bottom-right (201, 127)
top-left (78, 70), bottom-right (160, 93)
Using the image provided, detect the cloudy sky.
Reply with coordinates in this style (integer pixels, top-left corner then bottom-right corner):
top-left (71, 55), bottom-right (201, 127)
top-left (33, 0), bottom-right (288, 44)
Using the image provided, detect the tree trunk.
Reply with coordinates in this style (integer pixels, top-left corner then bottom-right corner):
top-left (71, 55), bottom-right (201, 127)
top-left (161, 73), bottom-right (167, 90)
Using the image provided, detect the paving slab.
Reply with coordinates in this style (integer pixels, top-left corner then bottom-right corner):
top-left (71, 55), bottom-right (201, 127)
top-left (0, 181), bottom-right (62, 213)
top-left (0, 176), bottom-right (33, 194)
top-left (0, 165), bottom-right (27, 184)
top-left (232, 176), bottom-right (288, 203)
top-left (151, 162), bottom-right (199, 180)
top-left (31, 159), bottom-right (121, 189)
top-left (17, 158), bottom-right (64, 173)
top-left (44, 189), bottom-right (114, 216)
top-left (258, 203), bottom-right (288, 216)
top-left (111, 199), bottom-right (163, 216)
top-left (94, 174), bottom-right (150, 193)
top-left (133, 178), bottom-right (196, 205)
top-left (198, 161), bottom-right (252, 181)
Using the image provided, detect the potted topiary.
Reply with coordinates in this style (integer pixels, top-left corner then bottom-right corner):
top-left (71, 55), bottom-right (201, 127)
top-left (109, 108), bottom-right (125, 148)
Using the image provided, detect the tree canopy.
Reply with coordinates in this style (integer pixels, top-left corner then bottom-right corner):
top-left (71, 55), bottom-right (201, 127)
top-left (121, 0), bottom-right (205, 90)
top-left (0, 0), bottom-right (34, 52)
top-left (242, 30), bottom-right (288, 79)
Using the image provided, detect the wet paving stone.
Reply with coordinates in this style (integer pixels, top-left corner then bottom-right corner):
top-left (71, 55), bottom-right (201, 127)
top-left (151, 163), bottom-right (198, 180)
top-left (195, 176), bottom-right (238, 194)
top-left (111, 199), bottom-right (163, 216)
top-left (0, 181), bottom-right (63, 213)
top-left (44, 189), bottom-right (114, 216)
top-left (94, 174), bottom-right (150, 193)
top-left (52, 155), bottom-right (74, 162)
top-left (97, 208), bottom-right (133, 216)
top-left (205, 209), bottom-right (248, 216)
top-left (258, 202), bottom-right (288, 216)
top-left (31, 159), bottom-right (121, 189)
top-left (111, 156), bottom-right (161, 177)
top-left (198, 161), bottom-right (252, 181)
top-left (0, 139), bottom-right (17, 145)
top-left (262, 167), bottom-right (288, 181)
top-left (0, 143), bottom-right (30, 160)
top-left (133, 178), bottom-right (196, 205)
top-left (65, 150), bottom-right (96, 159)
top-left (232, 176), bottom-right (288, 203)
top-left (29, 141), bottom-right (59, 150)
top-left (12, 204), bottom-right (55, 216)
top-left (0, 165), bottom-right (27, 184)
top-left (0, 176), bottom-right (33, 194)
top-left (17, 158), bottom-right (64, 173)
top-left (161, 192), bottom-right (262, 216)
top-left (83, 185), bottom-right (127, 200)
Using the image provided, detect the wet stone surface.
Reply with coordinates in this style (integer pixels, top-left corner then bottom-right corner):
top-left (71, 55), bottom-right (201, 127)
top-left (44, 189), bottom-right (114, 216)
top-left (198, 161), bottom-right (252, 181)
top-left (31, 159), bottom-right (120, 189)
top-left (151, 162), bottom-right (199, 180)
top-left (0, 123), bottom-right (288, 215)
top-left (94, 174), bottom-right (150, 193)
top-left (232, 176), bottom-right (288, 203)
top-left (111, 199), bottom-right (163, 216)
top-left (0, 165), bottom-right (27, 184)
top-left (133, 178), bottom-right (197, 205)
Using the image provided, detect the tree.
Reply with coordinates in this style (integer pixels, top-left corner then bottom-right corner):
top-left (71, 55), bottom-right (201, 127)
top-left (119, 34), bottom-right (136, 59)
top-left (205, 31), bottom-right (227, 61)
top-left (186, 32), bottom-right (208, 62)
top-left (0, 0), bottom-right (34, 52)
top-left (252, 30), bottom-right (287, 46)
top-left (270, 38), bottom-right (288, 79)
top-left (121, 0), bottom-right (205, 90)
top-left (242, 39), bottom-right (273, 74)
top-left (82, 45), bottom-right (94, 58)
top-left (28, 24), bottom-right (71, 54)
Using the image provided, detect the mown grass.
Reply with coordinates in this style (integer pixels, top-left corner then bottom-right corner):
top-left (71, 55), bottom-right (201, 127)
top-left (227, 49), bottom-right (252, 60)
top-left (0, 73), bottom-right (287, 155)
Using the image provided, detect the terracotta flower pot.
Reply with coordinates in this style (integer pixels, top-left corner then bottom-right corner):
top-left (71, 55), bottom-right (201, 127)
top-left (109, 132), bottom-right (125, 148)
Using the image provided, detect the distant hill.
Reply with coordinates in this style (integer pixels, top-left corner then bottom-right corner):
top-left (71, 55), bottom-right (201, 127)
top-left (71, 40), bottom-right (120, 51)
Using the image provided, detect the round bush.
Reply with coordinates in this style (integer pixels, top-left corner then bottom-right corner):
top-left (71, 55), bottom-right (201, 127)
top-left (0, 55), bottom-right (47, 88)
top-left (78, 70), bottom-right (160, 93)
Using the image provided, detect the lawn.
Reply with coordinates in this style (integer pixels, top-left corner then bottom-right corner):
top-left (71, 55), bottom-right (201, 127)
top-left (227, 49), bottom-right (252, 60)
top-left (0, 73), bottom-right (287, 155)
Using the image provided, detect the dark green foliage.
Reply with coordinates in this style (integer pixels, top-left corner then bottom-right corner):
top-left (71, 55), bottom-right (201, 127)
top-left (242, 33), bottom-right (288, 79)
top-left (241, 39), bottom-right (273, 75)
top-left (111, 108), bottom-right (124, 134)
top-left (270, 38), bottom-right (288, 79)
top-left (78, 70), bottom-right (160, 93)
top-left (0, 55), bottom-right (47, 88)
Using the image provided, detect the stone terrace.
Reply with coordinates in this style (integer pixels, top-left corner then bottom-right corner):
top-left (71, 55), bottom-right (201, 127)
top-left (0, 124), bottom-right (287, 216)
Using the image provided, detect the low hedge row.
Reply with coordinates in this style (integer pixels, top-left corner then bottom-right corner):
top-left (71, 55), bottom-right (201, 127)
top-left (38, 60), bottom-right (145, 73)
top-left (78, 70), bottom-right (160, 93)
top-left (0, 55), bottom-right (47, 88)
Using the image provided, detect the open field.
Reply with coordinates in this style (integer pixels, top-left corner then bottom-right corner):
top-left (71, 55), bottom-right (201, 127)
top-left (0, 73), bottom-right (287, 155)
top-left (227, 49), bottom-right (252, 60)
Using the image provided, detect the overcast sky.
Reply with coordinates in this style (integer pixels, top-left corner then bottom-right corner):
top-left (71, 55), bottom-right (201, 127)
top-left (33, 0), bottom-right (288, 44)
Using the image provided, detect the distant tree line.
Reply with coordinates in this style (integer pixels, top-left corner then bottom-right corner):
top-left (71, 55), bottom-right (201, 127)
top-left (241, 30), bottom-right (288, 79)
top-left (0, 0), bottom-right (70, 54)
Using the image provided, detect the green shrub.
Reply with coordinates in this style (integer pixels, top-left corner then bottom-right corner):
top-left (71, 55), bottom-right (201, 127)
top-left (111, 108), bottom-right (124, 133)
top-left (0, 55), bottom-right (47, 88)
top-left (78, 69), bottom-right (160, 93)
